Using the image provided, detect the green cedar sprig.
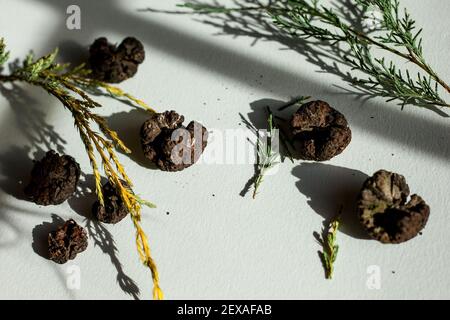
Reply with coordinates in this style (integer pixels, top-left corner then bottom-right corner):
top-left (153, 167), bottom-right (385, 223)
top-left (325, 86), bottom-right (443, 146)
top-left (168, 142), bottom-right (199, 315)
top-left (178, 0), bottom-right (450, 112)
top-left (240, 107), bottom-right (280, 199)
top-left (318, 211), bottom-right (341, 280)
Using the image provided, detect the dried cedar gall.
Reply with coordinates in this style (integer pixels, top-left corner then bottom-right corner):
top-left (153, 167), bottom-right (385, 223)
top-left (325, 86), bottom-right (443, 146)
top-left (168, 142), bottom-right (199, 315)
top-left (92, 181), bottom-right (128, 224)
top-left (24, 150), bottom-right (80, 206)
top-left (290, 100), bottom-right (351, 161)
top-left (89, 37), bottom-right (145, 83)
top-left (358, 170), bottom-right (430, 244)
top-left (140, 110), bottom-right (208, 171)
top-left (48, 219), bottom-right (88, 264)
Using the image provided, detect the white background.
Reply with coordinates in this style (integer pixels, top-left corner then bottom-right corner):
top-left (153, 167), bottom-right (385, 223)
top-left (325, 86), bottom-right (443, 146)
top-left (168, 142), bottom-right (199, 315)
top-left (0, 0), bottom-right (449, 299)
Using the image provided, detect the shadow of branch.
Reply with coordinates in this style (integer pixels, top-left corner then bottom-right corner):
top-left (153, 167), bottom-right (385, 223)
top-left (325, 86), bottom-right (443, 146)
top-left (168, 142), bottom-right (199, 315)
top-left (68, 173), bottom-right (141, 300)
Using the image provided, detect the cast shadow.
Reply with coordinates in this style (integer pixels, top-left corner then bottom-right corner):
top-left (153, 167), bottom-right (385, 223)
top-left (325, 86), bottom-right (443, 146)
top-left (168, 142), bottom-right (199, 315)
top-left (85, 219), bottom-right (141, 300)
top-left (0, 83), bottom-right (66, 154)
top-left (0, 83), bottom-right (66, 199)
top-left (0, 146), bottom-right (35, 201)
top-left (107, 109), bottom-right (157, 169)
top-left (247, 97), bottom-right (301, 154)
top-left (67, 173), bottom-right (98, 219)
top-left (292, 162), bottom-right (370, 239)
top-left (67, 173), bottom-right (141, 300)
top-left (57, 40), bottom-right (88, 66)
top-left (32, 213), bottom-right (65, 260)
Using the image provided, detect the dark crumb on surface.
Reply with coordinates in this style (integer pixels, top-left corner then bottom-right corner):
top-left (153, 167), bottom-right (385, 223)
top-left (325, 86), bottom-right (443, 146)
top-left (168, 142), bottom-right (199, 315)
top-left (24, 150), bottom-right (80, 206)
top-left (290, 100), bottom-right (351, 161)
top-left (140, 110), bottom-right (208, 171)
top-left (392, 271), bottom-right (396, 274)
top-left (212, 194), bottom-right (215, 197)
top-left (89, 37), bottom-right (145, 83)
top-left (166, 212), bottom-right (170, 215)
top-left (92, 181), bottom-right (129, 224)
top-left (358, 169), bottom-right (430, 244)
top-left (48, 219), bottom-right (88, 264)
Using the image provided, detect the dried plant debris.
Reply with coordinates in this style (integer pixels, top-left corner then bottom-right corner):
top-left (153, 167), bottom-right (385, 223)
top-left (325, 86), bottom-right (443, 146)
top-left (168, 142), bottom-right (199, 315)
top-left (290, 100), bottom-right (351, 161)
top-left (48, 219), bottom-right (88, 264)
top-left (24, 150), bottom-right (80, 206)
top-left (92, 181), bottom-right (129, 224)
top-left (89, 37), bottom-right (145, 83)
top-left (140, 110), bottom-right (208, 171)
top-left (358, 170), bottom-right (430, 244)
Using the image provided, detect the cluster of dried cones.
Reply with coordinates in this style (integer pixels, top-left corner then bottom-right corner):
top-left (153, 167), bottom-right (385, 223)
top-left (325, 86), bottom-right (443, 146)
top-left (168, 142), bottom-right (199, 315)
top-left (24, 37), bottom-right (209, 264)
top-left (23, 37), bottom-right (430, 272)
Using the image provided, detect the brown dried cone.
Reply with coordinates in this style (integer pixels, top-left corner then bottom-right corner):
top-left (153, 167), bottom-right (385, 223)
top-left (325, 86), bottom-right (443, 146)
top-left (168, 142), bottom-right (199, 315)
top-left (89, 37), bottom-right (145, 83)
top-left (290, 100), bottom-right (351, 161)
top-left (140, 111), bottom-right (208, 171)
top-left (24, 150), bottom-right (80, 206)
top-left (92, 181), bottom-right (129, 224)
top-left (358, 170), bottom-right (430, 244)
top-left (48, 219), bottom-right (88, 264)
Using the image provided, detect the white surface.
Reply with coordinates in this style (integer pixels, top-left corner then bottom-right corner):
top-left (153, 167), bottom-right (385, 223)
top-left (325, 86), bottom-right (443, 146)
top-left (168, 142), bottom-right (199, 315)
top-left (0, 0), bottom-right (449, 299)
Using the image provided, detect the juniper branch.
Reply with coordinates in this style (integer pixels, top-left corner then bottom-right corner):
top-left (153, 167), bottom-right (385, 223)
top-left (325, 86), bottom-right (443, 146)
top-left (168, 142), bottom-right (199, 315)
top-left (0, 40), bottom-right (163, 299)
top-left (318, 209), bottom-right (341, 279)
top-left (178, 0), bottom-right (450, 111)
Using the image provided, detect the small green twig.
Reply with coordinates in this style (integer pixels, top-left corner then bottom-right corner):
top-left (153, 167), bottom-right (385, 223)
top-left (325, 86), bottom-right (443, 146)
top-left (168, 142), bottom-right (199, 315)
top-left (252, 107), bottom-right (280, 199)
top-left (318, 207), bottom-right (342, 279)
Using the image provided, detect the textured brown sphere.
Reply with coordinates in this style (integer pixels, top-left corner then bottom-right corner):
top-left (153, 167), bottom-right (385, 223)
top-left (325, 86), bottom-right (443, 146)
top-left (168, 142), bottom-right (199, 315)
top-left (48, 219), bottom-right (88, 264)
top-left (358, 170), bottom-right (430, 244)
top-left (140, 111), bottom-right (208, 171)
top-left (89, 37), bottom-right (145, 83)
top-left (290, 100), bottom-right (351, 161)
top-left (24, 150), bottom-right (80, 206)
top-left (92, 181), bottom-right (128, 224)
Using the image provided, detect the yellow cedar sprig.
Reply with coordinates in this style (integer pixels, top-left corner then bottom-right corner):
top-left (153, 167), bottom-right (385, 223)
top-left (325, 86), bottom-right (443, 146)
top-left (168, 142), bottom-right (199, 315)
top-left (0, 40), bottom-right (162, 299)
top-left (68, 73), bottom-right (157, 113)
top-left (97, 82), bottom-right (157, 113)
top-left (50, 81), bottom-right (162, 298)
